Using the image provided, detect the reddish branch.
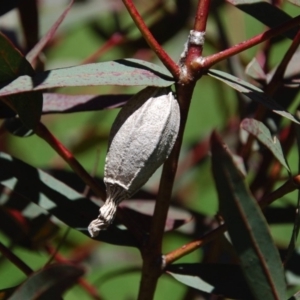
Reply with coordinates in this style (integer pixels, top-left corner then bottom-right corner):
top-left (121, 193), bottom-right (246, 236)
top-left (193, 0), bottom-right (211, 32)
top-left (81, 33), bottom-right (125, 65)
top-left (121, 0), bottom-right (180, 79)
top-left (202, 15), bottom-right (300, 69)
top-left (35, 122), bottom-right (106, 200)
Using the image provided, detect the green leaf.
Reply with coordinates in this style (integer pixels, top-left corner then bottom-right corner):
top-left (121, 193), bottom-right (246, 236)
top-left (211, 132), bottom-right (287, 300)
top-left (0, 59), bottom-right (174, 98)
top-left (0, 152), bottom-right (139, 247)
top-left (240, 118), bottom-right (290, 172)
top-left (9, 264), bottom-right (84, 300)
top-left (167, 263), bottom-right (254, 299)
top-left (207, 69), bottom-right (300, 125)
top-left (285, 125), bottom-right (300, 262)
top-left (0, 32), bottom-right (42, 130)
top-left (0, 34), bottom-right (34, 80)
top-left (227, 0), bottom-right (299, 40)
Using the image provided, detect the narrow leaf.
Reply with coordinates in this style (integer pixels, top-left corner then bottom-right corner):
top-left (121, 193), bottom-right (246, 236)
top-left (0, 59), bottom-right (174, 98)
top-left (166, 263), bottom-right (253, 299)
top-left (211, 132), bottom-right (286, 300)
top-left (0, 32), bottom-right (42, 129)
top-left (26, 0), bottom-right (74, 64)
top-left (227, 0), bottom-right (299, 40)
top-left (285, 125), bottom-right (300, 262)
top-left (0, 32), bottom-right (34, 80)
top-left (42, 93), bottom-right (132, 114)
top-left (0, 152), bottom-right (138, 247)
top-left (207, 69), bottom-right (300, 125)
top-left (240, 118), bottom-right (290, 172)
top-left (245, 58), bottom-right (266, 81)
top-left (0, 93), bottom-right (131, 119)
top-left (8, 264), bottom-right (84, 300)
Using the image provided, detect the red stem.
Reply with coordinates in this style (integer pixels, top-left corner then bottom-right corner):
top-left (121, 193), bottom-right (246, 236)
top-left (81, 33), bottom-right (125, 65)
top-left (184, 0), bottom-right (211, 70)
top-left (193, 0), bottom-right (211, 32)
top-left (35, 122), bottom-right (106, 200)
top-left (121, 0), bottom-right (180, 79)
top-left (203, 15), bottom-right (300, 69)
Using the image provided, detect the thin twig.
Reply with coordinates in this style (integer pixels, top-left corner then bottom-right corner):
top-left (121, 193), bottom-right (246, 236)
top-left (81, 33), bottom-right (124, 64)
top-left (183, 0), bottom-right (211, 76)
top-left (193, 0), bottom-right (211, 32)
top-left (203, 15), bottom-right (300, 69)
top-left (0, 242), bottom-right (33, 276)
top-left (121, 0), bottom-right (179, 79)
top-left (45, 227), bottom-right (71, 266)
top-left (164, 173), bottom-right (300, 265)
top-left (35, 122), bottom-right (106, 200)
top-left (165, 225), bottom-right (226, 265)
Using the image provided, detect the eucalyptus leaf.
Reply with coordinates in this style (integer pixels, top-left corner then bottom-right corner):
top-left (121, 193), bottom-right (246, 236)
top-left (211, 132), bottom-right (287, 300)
top-left (8, 264), bottom-right (84, 300)
top-left (0, 32), bottom-right (42, 129)
top-left (207, 69), bottom-right (300, 125)
top-left (285, 125), bottom-right (300, 262)
top-left (240, 118), bottom-right (290, 172)
top-left (42, 93), bottom-right (132, 114)
top-left (0, 59), bottom-right (174, 98)
top-left (227, 0), bottom-right (299, 40)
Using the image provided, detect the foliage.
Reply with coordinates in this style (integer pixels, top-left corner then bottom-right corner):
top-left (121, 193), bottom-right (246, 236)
top-left (0, 0), bottom-right (300, 299)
